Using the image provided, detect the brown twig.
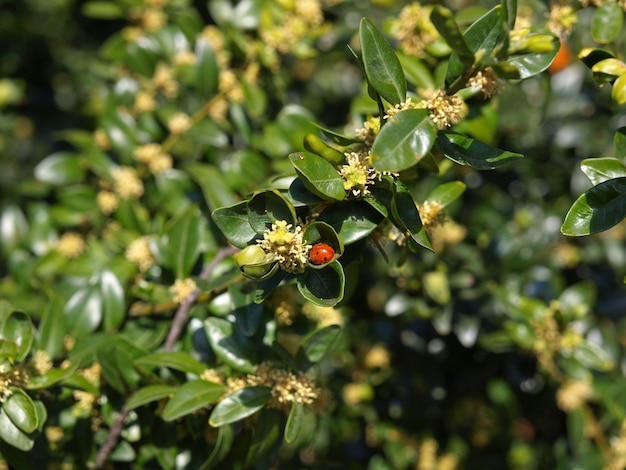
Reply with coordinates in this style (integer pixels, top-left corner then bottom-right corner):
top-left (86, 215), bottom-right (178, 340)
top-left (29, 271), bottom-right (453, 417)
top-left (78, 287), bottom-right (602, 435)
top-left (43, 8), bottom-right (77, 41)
top-left (163, 246), bottom-right (239, 351)
top-left (95, 246), bottom-right (240, 468)
top-left (95, 407), bottom-right (129, 470)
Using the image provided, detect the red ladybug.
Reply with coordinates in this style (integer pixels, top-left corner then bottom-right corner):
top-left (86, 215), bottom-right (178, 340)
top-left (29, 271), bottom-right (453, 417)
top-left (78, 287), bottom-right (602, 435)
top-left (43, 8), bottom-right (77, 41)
top-left (309, 243), bottom-right (335, 265)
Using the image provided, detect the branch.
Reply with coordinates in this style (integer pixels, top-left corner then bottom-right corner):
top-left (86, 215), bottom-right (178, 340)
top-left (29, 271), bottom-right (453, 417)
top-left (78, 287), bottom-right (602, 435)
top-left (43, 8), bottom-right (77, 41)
top-left (163, 246), bottom-right (239, 351)
top-left (94, 407), bottom-right (129, 470)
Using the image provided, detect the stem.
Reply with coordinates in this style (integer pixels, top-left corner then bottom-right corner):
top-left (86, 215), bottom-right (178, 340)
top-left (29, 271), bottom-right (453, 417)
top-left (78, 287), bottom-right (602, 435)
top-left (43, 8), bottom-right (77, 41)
top-left (163, 246), bottom-right (239, 351)
top-left (94, 407), bottom-right (129, 470)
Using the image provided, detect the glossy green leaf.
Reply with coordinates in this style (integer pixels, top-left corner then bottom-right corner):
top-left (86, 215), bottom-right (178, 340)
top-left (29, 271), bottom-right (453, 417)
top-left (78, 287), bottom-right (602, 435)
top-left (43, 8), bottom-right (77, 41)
top-left (359, 18), bottom-right (406, 105)
top-left (284, 401), bottom-right (304, 444)
top-left (591, 2), bottom-right (624, 44)
top-left (26, 367), bottom-right (76, 390)
top-left (204, 317), bottom-right (255, 373)
top-left (208, 386), bottom-right (272, 427)
top-left (0, 408), bottom-right (34, 451)
top-left (199, 424), bottom-right (234, 469)
top-left (507, 35), bottom-right (559, 78)
top-left (370, 109), bottom-right (438, 172)
top-left (296, 324), bottom-right (341, 368)
top-left (313, 124), bottom-right (362, 146)
top-left (247, 190), bottom-right (296, 233)
top-left (297, 261), bottom-right (345, 307)
top-left (571, 341), bottom-right (613, 371)
top-left (0, 340), bottom-right (18, 360)
top-left (37, 298), bottom-right (65, 358)
top-left (435, 131), bottom-right (523, 169)
top-left (126, 384), bottom-right (177, 410)
top-left (162, 380), bottom-right (227, 421)
top-left (0, 205), bottom-right (27, 255)
top-left (0, 309), bottom-right (33, 362)
top-left (303, 134), bottom-right (345, 165)
top-left (558, 281), bottom-right (595, 320)
top-left (246, 409), bottom-right (282, 464)
top-left (302, 221), bottom-right (343, 257)
top-left (100, 270), bottom-right (125, 331)
top-left (162, 205), bottom-right (204, 279)
top-left (195, 38), bottom-right (219, 98)
top-left (591, 59), bottom-right (626, 83)
top-left (135, 351), bottom-right (207, 376)
top-left (430, 7), bottom-right (474, 69)
top-left (317, 201), bottom-right (383, 244)
top-left (612, 73), bottom-right (626, 105)
top-left (561, 177), bottom-right (626, 236)
top-left (426, 181), bottom-right (466, 206)
top-left (34, 152), bottom-right (84, 185)
top-left (64, 285), bottom-right (103, 336)
top-left (289, 152), bottom-right (346, 201)
top-left (211, 201), bottom-right (258, 249)
top-left (501, 0), bottom-right (517, 30)
top-left (4, 389), bottom-right (39, 434)
top-left (81, 1), bottom-right (124, 19)
top-left (391, 180), bottom-right (427, 249)
top-left (616, 127), bottom-right (626, 160)
top-left (580, 158), bottom-right (626, 185)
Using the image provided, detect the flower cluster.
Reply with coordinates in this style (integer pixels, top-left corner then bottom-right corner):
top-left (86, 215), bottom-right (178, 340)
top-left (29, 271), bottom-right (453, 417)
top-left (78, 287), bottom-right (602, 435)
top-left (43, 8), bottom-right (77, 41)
top-left (57, 232), bottom-right (86, 259)
top-left (257, 220), bottom-right (311, 274)
top-left (247, 362), bottom-right (321, 410)
top-left (355, 116), bottom-right (380, 148)
top-left (546, 4), bottom-right (578, 36)
top-left (467, 68), bottom-right (502, 99)
top-left (0, 365), bottom-right (29, 402)
top-left (169, 278), bottom-right (198, 304)
top-left (72, 362), bottom-right (101, 417)
top-left (31, 350), bottom-right (53, 375)
top-left (416, 89), bottom-right (467, 130)
top-left (113, 167), bottom-right (144, 199)
top-left (125, 236), bottom-right (155, 272)
top-left (418, 200), bottom-right (446, 229)
top-left (340, 151), bottom-right (378, 198)
top-left (391, 3), bottom-right (439, 58)
top-left (133, 143), bottom-right (173, 175)
top-left (556, 379), bottom-right (592, 411)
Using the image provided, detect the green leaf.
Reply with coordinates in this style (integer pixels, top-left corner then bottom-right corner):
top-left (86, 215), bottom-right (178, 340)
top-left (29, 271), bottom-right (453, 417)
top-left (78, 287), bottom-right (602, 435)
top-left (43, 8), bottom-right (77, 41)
top-left (37, 298), bottom-right (65, 358)
top-left (570, 341), bottom-right (613, 371)
top-left (501, 0), bottom-right (517, 30)
top-left (391, 180), bottom-right (430, 250)
top-left (359, 18), bottom-right (407, 105)
top-left (289, 152), bottom-right (346, 201)
top-left (284, 402), bottom-right (304, 444)
top-left (196, 38), bottom-right (219, 98)
top-left (370, 109), bottom-right (438, 172)
top-left (247, 190), bottom-right (296, 233)
top-left (199, 424), bottom-right (234, 469)
top-left (204, 317), bottom-right (255, 373)
top-left (616, 127), bottom-right (626, 160)
top-left (426, 181), bottom-right (466, 206)
top-left (34, 152), bottom-right (84, 186)
top-left (81, 1), bottom-right (124, 19)
top-left (558, 281), bottom-right (595, 320)
top-left (313, 124), bottom-right (362, 145)
top-left (162, 380), bottom-right (227, 421)
top-left (3, 389), bottom-right (39, 434)
top-left (0, 309), bottom-right (33, 362)
top-left (580, 158), bottom-right (626, 185)
top-left (162, 205), bottom-right (204, 279)
top-left (26, 367), bottom-right (76, 390)
top-left (612, 73), bottom-right (626, 105)
top-left (211, 201), bottom-right (258, 249)
top-left (561, 177), bottom-right (626, 236)
top-left (317, 201), bottom-right (383, 244)
top-left (297, 261), bottom-right (345, 307)
top-left (430, 7), bottom-right (474, 68)
top-left (396, 52), bottom-right (436, 89)
top-left (435, 131), bottom-right (523, 169)
top-left (0, 408), bottom-right (34, 451)
top-left (591, 2), bottom-right (624, 44)
top-left (64, 285), bottom-right (103, 336)
top-left (296, 324), bottom-right (341, 368)
top-left (246, 409), bottom-right (282, 464)
top-left (100, 270), bottom-right (125, 331)
top-left (591, 59), bottom-right (626, 83)
top-left (135, 351), bottom-right (207, 376)
top-left (506, 35), bottom-right (559, 78)
top-left (209, 386), bottom-right (272, 427)
top-left (126, 384), bottom-right (177, 410)
top-left (0, 340), bottom-right (18, 360)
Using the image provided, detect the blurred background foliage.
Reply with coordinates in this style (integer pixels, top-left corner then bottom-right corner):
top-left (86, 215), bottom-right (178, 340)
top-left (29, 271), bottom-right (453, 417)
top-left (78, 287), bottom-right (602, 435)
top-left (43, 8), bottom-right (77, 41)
top-left (1, 0), bottom-right (626, 468)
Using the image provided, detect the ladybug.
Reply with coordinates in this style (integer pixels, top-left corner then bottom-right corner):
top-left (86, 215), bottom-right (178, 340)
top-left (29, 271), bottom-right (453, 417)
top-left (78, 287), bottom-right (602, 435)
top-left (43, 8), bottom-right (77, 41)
top-left (309, 243), bottom-right (335, 265)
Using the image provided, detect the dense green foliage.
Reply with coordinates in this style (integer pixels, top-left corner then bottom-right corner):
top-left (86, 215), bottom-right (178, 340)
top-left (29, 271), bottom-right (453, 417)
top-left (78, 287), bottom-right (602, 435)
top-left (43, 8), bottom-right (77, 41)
top-left (2, 0), bottom-right (626, 468)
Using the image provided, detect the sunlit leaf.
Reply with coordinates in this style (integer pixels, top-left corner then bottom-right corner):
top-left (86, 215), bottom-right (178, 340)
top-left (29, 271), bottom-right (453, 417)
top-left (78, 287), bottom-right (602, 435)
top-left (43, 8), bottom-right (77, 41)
top-left (209, 386), bottom-right (272, 427)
